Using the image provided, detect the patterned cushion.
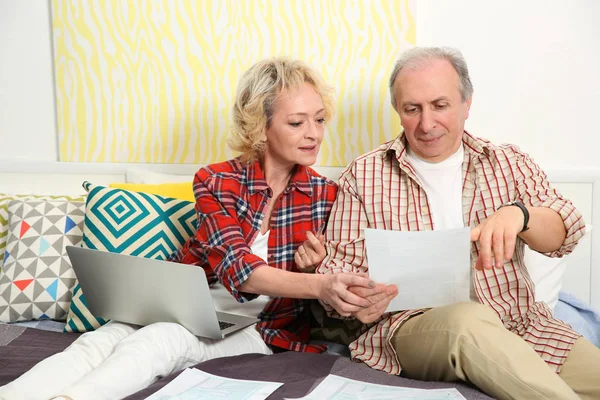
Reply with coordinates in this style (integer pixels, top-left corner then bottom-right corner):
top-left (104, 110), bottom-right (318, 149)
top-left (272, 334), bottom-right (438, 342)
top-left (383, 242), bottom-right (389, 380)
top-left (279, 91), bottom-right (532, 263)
top-left (66, 283), bottom-right (108, 332)
top-left (0, 200), bottom-right (85, 322)
top-left (309, 301), bottom-right (364, 346)
top-left (64, 182), bottom-right (197, 332)
top-left (0, 194), bottom-right (85, 257)
top-left (109, 182), bottom-right (195, 203)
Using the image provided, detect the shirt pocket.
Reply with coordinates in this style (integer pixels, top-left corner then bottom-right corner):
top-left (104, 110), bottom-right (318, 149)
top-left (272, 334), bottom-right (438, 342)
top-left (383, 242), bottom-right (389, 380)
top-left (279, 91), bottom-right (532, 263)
top-left (234, 197), bottom-right (252, 222)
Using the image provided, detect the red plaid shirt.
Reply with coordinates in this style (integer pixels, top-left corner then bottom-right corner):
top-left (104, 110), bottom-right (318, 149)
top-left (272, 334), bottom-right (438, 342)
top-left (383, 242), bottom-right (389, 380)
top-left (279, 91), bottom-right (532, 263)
top-left (169, 157), bottom-right (338, 353)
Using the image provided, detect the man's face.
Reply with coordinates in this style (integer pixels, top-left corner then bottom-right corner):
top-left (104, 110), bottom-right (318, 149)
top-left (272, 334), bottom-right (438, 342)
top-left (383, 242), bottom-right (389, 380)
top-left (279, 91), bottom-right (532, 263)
top-left (393, 58), bottom-right (472, 163)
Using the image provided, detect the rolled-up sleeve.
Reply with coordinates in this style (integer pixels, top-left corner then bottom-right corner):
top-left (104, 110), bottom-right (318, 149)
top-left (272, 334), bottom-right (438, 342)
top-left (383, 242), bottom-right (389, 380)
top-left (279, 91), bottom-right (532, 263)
top-left (512, 146), bottom-right (586, 257)
top-left (173, 168), bottom-right (266, 302)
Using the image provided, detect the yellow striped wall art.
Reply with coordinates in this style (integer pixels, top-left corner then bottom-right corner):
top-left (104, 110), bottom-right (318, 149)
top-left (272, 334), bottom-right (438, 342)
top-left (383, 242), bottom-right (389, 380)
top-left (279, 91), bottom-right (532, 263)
top-left (52, 0), bottom-right (416, 166)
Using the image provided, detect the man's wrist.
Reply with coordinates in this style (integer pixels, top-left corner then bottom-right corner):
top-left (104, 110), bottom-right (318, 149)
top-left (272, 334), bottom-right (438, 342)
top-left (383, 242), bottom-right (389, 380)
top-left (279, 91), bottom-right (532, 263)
top-left (499, 201), bottom-right (530, 233)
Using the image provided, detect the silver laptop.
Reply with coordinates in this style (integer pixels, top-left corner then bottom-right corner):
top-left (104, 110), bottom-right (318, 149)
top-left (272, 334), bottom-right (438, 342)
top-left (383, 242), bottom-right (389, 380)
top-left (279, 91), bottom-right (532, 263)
top-left (66, 246), bottom-right (259, 340)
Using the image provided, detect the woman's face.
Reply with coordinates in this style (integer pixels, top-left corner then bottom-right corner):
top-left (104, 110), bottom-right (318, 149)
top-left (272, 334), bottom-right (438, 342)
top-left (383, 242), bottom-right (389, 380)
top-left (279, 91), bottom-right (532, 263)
top-left (263, 82), bottom-right (326, 170)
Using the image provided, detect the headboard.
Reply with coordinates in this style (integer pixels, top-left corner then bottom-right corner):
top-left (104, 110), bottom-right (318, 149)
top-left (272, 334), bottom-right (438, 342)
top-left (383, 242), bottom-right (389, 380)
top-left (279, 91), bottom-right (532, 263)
top-left (1, 161), bottom-right (598, 309)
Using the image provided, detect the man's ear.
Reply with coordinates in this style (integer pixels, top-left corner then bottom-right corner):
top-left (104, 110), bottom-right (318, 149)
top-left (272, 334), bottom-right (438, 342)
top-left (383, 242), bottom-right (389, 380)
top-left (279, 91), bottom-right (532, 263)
top-left (465, 96), bottom-right (473, 120)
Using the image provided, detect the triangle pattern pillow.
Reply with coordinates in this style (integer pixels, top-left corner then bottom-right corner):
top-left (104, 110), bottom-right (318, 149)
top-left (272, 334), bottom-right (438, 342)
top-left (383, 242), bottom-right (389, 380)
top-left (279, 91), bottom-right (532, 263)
top-left (64, 182), bottom-right (198, 333)
top-left (0, 194), bottom-right (85, 258)
top-left (0, 199), bottom-right (85, 322)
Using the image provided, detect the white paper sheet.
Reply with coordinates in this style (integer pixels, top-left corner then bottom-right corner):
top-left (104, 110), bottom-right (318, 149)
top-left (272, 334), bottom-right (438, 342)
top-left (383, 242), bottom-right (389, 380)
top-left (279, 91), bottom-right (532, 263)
top-left (364, 227), bottom-right (471, 311)
top-left (285, 374), bottom-right (467, 400)
top-left (145, 368), bottom-right (283, 400)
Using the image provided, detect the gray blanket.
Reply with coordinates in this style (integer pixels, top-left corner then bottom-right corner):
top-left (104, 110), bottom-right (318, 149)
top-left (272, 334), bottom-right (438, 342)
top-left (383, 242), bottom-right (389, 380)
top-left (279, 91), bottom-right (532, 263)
top-left (0, 325), bottom-right (80, 385)
top-left (0, 326), bottom-right (493, 399)
top-left (126, 352), bottom-right (494, 400)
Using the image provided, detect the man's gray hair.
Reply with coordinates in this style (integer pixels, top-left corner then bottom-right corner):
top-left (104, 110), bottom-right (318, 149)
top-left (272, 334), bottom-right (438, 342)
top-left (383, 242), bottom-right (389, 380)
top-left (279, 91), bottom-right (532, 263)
top-left (389, 46), bottom-right (474, 108)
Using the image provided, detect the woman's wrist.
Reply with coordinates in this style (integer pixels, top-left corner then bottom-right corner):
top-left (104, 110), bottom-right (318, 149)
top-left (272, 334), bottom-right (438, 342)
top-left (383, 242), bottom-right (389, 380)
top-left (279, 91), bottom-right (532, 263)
top-left (307, 273), bottom-right (325, 300)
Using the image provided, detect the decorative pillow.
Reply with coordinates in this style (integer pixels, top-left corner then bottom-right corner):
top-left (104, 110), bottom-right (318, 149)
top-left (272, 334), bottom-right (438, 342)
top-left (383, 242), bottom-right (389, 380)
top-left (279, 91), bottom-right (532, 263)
top-left (109, 182), bottom-right (195, 203)
top-left (64, 182), bottom-right (198, 333)
top-left (0, 199), bottom-right (85, 322)
top-left (0, 194), bottom-right (85, 256)
top-left (309, 300), bottom-right (364, 346)
top-left (125, 167), bottom-right (194, 184)
top-left (525, 225), bottom-right (593, 310)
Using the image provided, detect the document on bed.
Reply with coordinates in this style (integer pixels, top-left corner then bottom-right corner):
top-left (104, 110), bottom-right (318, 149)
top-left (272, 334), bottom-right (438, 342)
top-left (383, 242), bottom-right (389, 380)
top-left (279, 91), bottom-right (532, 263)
top-left (285, 374), bottom-right (467, 399)
top-left (145, 368), bottom-right (283, 400)
top-left (364, 227), bottom-right (472, 312)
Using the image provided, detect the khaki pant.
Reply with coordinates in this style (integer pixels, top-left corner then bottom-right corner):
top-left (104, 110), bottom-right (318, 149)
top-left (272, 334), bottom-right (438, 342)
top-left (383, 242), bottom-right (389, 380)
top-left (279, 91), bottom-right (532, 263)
top-left (391, 302), bottom-right (600, 400)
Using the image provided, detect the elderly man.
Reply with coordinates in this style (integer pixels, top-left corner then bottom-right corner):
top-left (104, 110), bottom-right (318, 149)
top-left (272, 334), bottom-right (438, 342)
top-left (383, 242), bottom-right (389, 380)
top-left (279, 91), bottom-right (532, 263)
top-left (317, 47), bottom-right (600, 399)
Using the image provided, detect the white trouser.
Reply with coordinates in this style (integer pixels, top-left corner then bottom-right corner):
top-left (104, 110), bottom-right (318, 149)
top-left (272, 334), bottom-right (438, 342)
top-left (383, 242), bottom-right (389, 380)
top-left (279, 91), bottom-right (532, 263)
top-left (0, 321), bottom-right (272, 400)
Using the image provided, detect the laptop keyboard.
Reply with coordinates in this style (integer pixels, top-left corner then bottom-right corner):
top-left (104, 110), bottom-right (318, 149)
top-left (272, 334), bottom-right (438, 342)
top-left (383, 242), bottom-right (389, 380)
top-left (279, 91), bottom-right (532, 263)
top-left (219, 321), bottom-right (235, 330)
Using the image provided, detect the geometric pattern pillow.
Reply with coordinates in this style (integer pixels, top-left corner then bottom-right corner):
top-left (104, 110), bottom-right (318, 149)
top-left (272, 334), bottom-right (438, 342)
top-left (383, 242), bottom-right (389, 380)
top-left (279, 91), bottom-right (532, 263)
top-left (0, 193), bottom-right (85, 257)
top-left (64, 182), bottom-right (198, 333)
top-left (0, 200), bottom-right (85, 322)
top-left (308, 300), bottom-right (365, 346)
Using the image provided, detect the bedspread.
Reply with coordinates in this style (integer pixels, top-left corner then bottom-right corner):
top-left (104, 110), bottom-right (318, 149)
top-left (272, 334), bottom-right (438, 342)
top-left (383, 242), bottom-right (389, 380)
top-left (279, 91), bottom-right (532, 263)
top-left (0, 326), bottom-right (493, 399)
top-left (126, 352), bottom-right (494, 400)
top-left (0, 325), bottom-right (80, 385)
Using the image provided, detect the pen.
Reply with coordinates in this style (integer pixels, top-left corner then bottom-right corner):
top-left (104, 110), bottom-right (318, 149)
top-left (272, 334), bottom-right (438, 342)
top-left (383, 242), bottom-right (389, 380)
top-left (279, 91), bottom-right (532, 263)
top-left (316, 221), bottom-right (326, 236)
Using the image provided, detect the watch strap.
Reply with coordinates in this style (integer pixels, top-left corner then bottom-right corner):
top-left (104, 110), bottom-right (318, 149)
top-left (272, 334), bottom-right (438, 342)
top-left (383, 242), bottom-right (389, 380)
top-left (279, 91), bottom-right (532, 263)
top-left (499, 201), bottom-right (530, 233)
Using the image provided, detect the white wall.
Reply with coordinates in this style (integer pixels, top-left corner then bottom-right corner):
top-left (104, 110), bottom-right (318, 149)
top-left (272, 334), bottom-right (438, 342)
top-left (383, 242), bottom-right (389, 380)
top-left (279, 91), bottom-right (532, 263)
top-left (0, 1), bottom-right (599, 306)
top-left (0, 0), bottom-right (58, 162)
top-left (1, 0), bottom-right (599, 171)
top-left (417, 0), bottom-right (600, 170)
top-left (417, 0), bottom-right (600, 308)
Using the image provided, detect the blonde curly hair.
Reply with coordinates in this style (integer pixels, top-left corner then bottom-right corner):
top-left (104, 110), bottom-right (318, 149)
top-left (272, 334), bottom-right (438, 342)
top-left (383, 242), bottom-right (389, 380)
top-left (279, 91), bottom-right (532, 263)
top-left (228, 58), bottom-right (335, 163)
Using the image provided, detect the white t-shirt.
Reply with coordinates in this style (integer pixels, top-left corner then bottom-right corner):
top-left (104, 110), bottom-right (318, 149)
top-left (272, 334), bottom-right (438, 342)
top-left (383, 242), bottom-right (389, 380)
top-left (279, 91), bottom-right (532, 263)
top-left (251, 230), bottom-right (270, 262)
top-left (406, 144), bottom-right (476, 300)
top-left (212, 228), bottom-right (271, 318)
top-left (405, 144), bottom-right (464, 230)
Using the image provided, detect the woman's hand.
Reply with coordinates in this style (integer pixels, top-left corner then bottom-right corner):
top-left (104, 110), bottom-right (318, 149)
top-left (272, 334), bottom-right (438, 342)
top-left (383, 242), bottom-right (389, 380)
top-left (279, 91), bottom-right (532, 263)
top-left (294, 231), bottom-right (326, 273)
top-left (349, 284), bottom-right (398, 323)
top-left (318, 273), bottom-right (387, 317)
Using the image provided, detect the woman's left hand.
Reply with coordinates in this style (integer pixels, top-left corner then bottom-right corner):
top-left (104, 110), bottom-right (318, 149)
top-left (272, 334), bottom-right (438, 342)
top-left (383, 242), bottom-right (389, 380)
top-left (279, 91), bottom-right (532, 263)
top-left (294, 231), bottom-right (326, 273)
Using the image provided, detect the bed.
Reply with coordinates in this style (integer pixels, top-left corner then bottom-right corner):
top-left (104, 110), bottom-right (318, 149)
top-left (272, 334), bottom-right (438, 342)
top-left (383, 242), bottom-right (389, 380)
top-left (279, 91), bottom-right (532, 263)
top-left (0, 163), bottom-right (598, 399)
top-left (0, 324), bottom-right (492, 399)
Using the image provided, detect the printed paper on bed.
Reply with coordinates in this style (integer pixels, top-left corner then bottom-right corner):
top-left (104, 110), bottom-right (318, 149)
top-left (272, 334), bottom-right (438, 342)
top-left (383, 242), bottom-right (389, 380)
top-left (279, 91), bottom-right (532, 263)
top-left (285, 374), bottom-right (467, 399)
top-left (364, 227), bottom-right (472, 312)
top-left (145, 367), bottom-right (283, 400)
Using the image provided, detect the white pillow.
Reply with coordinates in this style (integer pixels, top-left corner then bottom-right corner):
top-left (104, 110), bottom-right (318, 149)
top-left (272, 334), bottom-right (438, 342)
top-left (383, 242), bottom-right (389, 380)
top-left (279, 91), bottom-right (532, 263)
top-left (525, 225), bottom-right (592, 310)
top-left (126, 167), bottom-right (193, 184)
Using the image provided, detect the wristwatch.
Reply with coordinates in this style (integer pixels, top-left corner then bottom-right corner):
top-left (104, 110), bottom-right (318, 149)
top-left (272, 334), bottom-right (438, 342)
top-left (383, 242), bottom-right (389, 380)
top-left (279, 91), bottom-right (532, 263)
top-left (498, 201), bottom-right (530, 233)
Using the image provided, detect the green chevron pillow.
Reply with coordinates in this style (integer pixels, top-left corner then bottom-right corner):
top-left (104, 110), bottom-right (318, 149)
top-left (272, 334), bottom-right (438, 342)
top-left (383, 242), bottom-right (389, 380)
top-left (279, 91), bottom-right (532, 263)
top-left (0, 199), bottom-right (85, 322)
top-left (64, 182), bottom-right (198, 333)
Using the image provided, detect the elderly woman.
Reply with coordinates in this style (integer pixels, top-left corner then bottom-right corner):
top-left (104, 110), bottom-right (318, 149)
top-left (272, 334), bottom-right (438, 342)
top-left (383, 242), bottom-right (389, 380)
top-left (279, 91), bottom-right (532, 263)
top-left (0, 58), bottom-right (378, 400)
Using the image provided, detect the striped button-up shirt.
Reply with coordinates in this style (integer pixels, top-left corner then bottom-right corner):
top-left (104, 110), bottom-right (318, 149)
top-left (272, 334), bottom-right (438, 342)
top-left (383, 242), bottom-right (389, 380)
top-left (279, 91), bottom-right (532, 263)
top-left (169, 157), bottom-right (338, 353)
top-left (317, 132), bottom-right (585, 374)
